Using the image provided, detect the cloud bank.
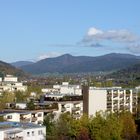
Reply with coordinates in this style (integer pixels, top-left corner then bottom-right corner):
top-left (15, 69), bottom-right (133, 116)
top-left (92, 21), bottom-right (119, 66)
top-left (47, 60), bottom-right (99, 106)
top-left (82, 27), bottom-right (140, 53)
top-left (38, 52), bottom-right (62, 60)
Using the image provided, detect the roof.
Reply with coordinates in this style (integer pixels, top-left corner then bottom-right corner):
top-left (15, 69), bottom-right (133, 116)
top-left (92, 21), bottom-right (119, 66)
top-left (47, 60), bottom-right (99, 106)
top-left (0, 121), bottom-right (45, 131)
top-left (0, 109), bottom-right (54, 116)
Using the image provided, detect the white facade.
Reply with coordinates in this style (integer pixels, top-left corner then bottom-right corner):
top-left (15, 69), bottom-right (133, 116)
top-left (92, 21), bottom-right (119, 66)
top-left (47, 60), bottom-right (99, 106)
top-left (4, 75), bottom-right (18, 82)
top-left (83, 87), bottom-right (137, 116)
top-left (52, 82), bottom-right (82, 95)
top-left (53, 101), bottom-right (83, 119)
top-left (16, 103), bottom-right (27, 109)
top-left (0, 75), bottom-right (27, 92)
top-left (2, 111), bottom-right (44, 125)
top-left (0, 122), bottom-right (46, 140)
top-left (88, 89), bottom-right (107, 116)
top-left (0, 77), bottom-right (2, 82)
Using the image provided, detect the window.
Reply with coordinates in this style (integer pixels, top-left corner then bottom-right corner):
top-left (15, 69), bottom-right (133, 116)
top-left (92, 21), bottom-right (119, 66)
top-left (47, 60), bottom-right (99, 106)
top-left (7, 115), bottom-right (12, 119)
top-left (38, 113), bottom-right (42, 117)
top-left (27, 132), bottom-right (30, 137)
top-left (38, 130), bottom-right (42, 135)
top-left (32, 131), bottom-right (34, 136)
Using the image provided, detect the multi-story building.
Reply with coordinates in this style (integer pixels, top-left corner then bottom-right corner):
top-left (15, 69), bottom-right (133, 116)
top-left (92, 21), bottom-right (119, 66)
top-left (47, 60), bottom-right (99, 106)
top-left (0, 121), bottom-right (46, 140)
top-left (0, 75), bottom-right (27, 92)
top-left (0, 110), bottom-right (46, 125)
top-left (53, 101), bottom-right (83, 119)
top-left (42, 82), bottom-right (82, 96)
top-left (83, 86), bottom-right (137, 116)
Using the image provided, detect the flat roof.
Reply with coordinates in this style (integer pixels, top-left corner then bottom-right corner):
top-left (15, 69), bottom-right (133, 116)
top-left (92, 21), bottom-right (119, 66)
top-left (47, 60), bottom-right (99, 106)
top-left (0, 121), bottom-right (45, 130)
top-left (0, 109), bottom-right (55, 116)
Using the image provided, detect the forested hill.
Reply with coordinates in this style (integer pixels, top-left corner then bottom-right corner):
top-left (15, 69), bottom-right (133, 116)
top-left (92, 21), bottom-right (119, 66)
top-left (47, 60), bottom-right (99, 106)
top-left (20, 53), bottom-right (140, 74)
top-left (0, 60), bottom-right (28, 78)
top-left (107, 63), bottom-right (140, 80)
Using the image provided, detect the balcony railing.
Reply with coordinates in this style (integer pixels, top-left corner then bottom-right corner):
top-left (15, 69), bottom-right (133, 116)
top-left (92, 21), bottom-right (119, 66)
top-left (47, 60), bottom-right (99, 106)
top-left (4, 137), bottom-right (23, 140)
top-left (31, 117), bottom-right (37, 122)
top-left (20, 118), bottom-right (30, 123)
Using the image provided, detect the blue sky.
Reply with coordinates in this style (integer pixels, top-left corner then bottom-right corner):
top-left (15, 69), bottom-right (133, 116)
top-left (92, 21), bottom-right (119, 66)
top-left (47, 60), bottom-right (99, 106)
top-left (0, 0), bottom-right (140, 62)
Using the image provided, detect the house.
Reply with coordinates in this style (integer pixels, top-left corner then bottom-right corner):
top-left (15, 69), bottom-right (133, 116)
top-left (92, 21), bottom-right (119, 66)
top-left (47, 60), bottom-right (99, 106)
top-left (0, 121), bottom-right (46, 140)
top-left (0, 110), bottom-right (45, 125)
top-left (0, 75), bottom-right (27, 92)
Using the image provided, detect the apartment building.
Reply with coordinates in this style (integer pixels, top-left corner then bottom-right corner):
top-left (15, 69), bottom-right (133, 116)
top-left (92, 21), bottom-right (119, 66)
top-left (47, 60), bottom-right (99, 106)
top-left (42, 82), bottom-right (82, 96)
top-left (53, 101), bottom-right (83, 119)
top-left (0, 121), bottom-right (46, 140)
top-left (0, 75), bottom-right (27, 92)
top-left (83, 86), bottom-right (137, 116)
top-left (0, 110), bottom-right (45, 125)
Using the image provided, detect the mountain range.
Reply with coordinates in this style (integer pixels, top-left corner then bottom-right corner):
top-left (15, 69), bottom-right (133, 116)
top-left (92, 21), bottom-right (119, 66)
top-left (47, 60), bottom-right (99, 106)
top-left (11, 61), bottom-right (34, 68)
top-left (15, 53), bottom-right (140, 75)
top-left (0, 60), bottom-right (27, 78)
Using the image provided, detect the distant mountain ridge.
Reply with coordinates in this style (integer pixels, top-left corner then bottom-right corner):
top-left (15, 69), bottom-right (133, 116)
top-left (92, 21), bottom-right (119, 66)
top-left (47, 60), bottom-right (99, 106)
top-left (11, 61), bottom-right (34, 68)
top-left (20, 53), bottom-right (140, 74)
top-left (0, 60), bottom-right (27, 78)
top-left (107, 63), bottom-right (140, 80)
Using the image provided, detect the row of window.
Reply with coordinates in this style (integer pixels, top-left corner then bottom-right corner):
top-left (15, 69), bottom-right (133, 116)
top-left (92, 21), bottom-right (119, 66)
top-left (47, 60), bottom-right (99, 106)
top-left (7, 113), bottom-right (42, 119)
top-left (27, 130), bottom-right (43, 137)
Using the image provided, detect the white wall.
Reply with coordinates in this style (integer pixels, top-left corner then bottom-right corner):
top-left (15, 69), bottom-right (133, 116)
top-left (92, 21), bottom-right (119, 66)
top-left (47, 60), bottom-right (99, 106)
top-left (4, 77), bottom-right (18, 82)
top-left (16, 103), bottom-right (27, 109)
top-left (0, 131), bottom-right (4, 140)
top-left (4, 113), bottom-right (20, 122)
top-left (88, 89), bottom-right (107, 116)
top-left (23, 127), bottom-right (46, 140)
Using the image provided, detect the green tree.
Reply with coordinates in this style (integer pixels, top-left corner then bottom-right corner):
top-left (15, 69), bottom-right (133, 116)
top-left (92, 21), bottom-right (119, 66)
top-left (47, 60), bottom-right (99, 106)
top-left (55, 112), bottom-right (72, 139)
top-left (14, 91), bottom-right (26, 102)
top-left (43, 113), bottom-right (57, 140)
top-left (0, 92), bottom-right (15, 110)
top-left (119, 112), bottom-right (136, 140)
top-left (89, 112), bottom-right (122, 140)
top-left (26, 100), bottom-right (35, 110)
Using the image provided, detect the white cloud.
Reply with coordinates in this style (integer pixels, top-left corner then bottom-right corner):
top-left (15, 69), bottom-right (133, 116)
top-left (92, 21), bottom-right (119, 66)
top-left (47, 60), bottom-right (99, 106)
top-left (87, 27), bottom-right (103, 36)
top-left (84, 27), bottom-right (139, 43)
top-left (38, 52), bottom-right (62, 60)
top-left (128, 43), bottom-right (140, 53)
top-left (81, 27), bottom-right (140, 53)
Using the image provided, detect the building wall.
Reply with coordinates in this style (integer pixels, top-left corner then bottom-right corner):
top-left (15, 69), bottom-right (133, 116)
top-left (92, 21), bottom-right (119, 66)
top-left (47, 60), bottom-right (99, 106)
top-left (4, 113), bottom-right (20, 122)
top-left (83, 87), bottom-right (138, 117)
top-left (4, 76), bottom-right (18, 82)
top-left (0, 126), bottom-right (46, 140)
top-left (0, 131), bottom-right (4, 140)
top-left (88, 89), bottom-right (107, 117)
top-left (82, 86), bottom-right (89, 115)
top-left (23, 127), bottom-right (46, 140)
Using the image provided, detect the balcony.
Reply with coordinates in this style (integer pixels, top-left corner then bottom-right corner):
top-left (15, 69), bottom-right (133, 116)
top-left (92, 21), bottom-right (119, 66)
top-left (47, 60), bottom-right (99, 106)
top-left (72, 107), bottom-right (80, 111)
top-left (61, 107), bottom-right (66, 112)
top-left (4, 137), bottom-right (23, 140)
top-left (73, 113), bottom-right (81, 119)
top-left (31, 117), bottom-right (37, 122)
top-left (20, 118), bottom-right (30, 123)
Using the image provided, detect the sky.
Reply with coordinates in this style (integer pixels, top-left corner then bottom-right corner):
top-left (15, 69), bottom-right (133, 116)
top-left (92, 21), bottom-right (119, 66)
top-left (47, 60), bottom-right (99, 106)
top-left (0, 0), bottom-right (140, 62)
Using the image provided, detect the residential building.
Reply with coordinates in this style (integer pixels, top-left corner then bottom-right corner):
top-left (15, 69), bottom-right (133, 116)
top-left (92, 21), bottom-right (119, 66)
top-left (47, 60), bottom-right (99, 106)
top-left (42, 82), bottom-right (82, 96)
top-left (83, 86), bottom-right (137, 116)
top-left (0, 121), bottom-right (46, 140)
top-left (53, 101), bottom-right (83, 119)
top-left (0, 110), bottom-right (46, 125)
top-left (0, 75), bottom-right (27, 92)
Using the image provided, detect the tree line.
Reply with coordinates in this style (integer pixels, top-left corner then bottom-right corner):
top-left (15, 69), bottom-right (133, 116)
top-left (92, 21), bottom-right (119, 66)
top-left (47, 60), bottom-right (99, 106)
top-left (44, 111), bottom-right (137, 140)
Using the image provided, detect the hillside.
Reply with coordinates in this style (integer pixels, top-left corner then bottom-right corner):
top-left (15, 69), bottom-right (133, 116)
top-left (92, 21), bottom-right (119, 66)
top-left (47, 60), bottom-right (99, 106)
top-left (0, 60), bottom-right (28, 78)
top-left (107, 63), bottom-right (140, 80)
top-left (11, 61), bottom-right (34, 68)
top-left (20, 53), bottom-right (140, 74)
top-left (104, 63), bottom-right (140, 87)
